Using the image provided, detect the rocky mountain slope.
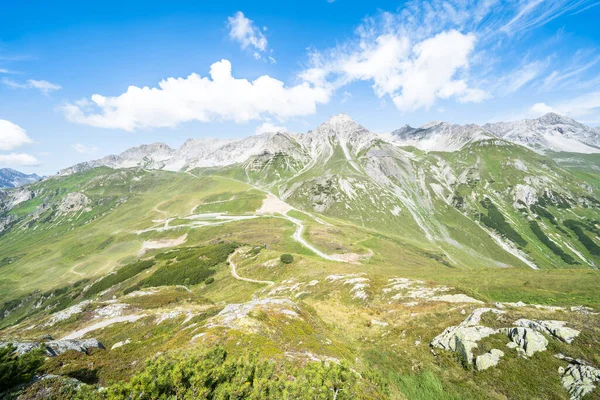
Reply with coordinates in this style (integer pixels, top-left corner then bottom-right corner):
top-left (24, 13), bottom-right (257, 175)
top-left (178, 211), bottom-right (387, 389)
top-left (484, 113), bottom-right (600, 154)
top-left (59, 113), bottom-right (600, 177)
top-left (0, 168), bottom-right (42, 189)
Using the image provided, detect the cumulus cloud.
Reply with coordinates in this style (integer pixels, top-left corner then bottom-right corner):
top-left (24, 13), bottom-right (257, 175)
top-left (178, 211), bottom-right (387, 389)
top-left (0, 153), bottom-right (40, 166)
top-left (298, 0), bottom-right (594, 112)
top-left (228, 12), bottom-right (268, 55)
top-left (0, 120), bottom-right (33, 150)
top-left (302, 29), bottom-right (485, 112)
top-left (2, 78), bottom-right (62, 94)
top-left (71, 144), bottom-right (99, 154)
top-left (63, 59), bottom-right (330, 131)
top-left (255, 122), bottom-right (287, 135)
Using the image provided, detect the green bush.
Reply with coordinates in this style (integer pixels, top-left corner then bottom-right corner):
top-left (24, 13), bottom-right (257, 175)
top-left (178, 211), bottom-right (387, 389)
top-left (85, 260), bottom-right (155, 297)
top-left (564, 220), bottom-right (600, 256)
top-left (204, 277), bottom-right (214, 285)
top-left (280, 254), bottom-right (294, 264)
top-left (528, 221), bottom-right (577, 264)
top-left (140, 243), bottom-right (237, 288)
top-left (0, 344), bottom-right (45, 391)
top-left (79, 346), bottom-right (385, 399)
top-left (478, 199), bottom-right (527, 247)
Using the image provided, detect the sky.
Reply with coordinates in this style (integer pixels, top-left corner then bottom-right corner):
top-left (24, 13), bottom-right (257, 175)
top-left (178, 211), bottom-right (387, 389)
top-left (0, 0), bottom-right (599, 175)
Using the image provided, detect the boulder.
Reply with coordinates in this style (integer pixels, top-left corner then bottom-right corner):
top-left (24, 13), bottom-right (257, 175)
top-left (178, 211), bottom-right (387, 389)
top-left (502, 327), bottom-right (548, 357)
top-left (476, 349), bottom-right (504, 371)
top-left (45, 339), bottom-right (104, 356)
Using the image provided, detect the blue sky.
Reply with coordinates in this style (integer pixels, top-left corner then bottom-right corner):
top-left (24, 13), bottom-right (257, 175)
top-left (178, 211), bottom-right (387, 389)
top-left (1, 0), bottom-right (599, 175)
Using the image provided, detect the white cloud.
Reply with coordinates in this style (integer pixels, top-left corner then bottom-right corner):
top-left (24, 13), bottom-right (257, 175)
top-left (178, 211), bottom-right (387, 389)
top-left (530, 91), bottom-right (600, 123)
top-left (63, 59), bottom-right (330, 131)
top-left (71, 144), bottom-right (99, 154)
top-left (0, 120), bottom-right (33, 150)
top-left (502, 61), bottom-right (546, 94)
top-left (341, 91), bottom-right (353, 104)
top-left (0, 153), bottom-right (39, 166)
top-left (228, 12), bottom-right (268, 55)
top-left (531, 102), bottom-right (555, 115)
top-left (297, 0), bottom-right (594, 113)
top-left (255, 122), bottom-right (287, 135)
top-left (2, 78), bottom-right (62, 94)
top-left (303, 29), bottom-right (485, 112)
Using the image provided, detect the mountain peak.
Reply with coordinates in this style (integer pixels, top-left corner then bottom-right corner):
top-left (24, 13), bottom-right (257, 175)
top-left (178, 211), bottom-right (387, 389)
top-left (536, 112), bottom-right (576, 125)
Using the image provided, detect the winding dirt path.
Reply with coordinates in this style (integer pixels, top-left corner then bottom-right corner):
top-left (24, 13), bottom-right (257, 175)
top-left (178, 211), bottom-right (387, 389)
top-left (228, 249), bottom-right (274, 286)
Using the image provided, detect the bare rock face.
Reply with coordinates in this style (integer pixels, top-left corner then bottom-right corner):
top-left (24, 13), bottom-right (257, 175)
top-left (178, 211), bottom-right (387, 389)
top-left (513, 184), bottom-right (538, 208)
top-left (58, 192), bottom-right (91, 213)
top-left (556, 354), bottom-right (600, 400)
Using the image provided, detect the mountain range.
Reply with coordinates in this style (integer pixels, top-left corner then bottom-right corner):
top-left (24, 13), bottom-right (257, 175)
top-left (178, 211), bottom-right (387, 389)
top-left (1, 112), bottom-right (600, 399)
top-left (58, 113), bottom-right (600, 177)
top-left (0, 168), bottom-right (42, 189)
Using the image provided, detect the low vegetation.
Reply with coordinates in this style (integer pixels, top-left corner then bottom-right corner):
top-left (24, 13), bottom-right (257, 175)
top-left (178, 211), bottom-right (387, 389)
top-left (478, 198), bottom-right (527, 247)
top-left (0, 344), bottom-right (44, 392)
top-left (75, 346), bottom-right (386, 399)
top-left (280, 253), bottom-right (294, 264)
top-left (85, 260), bottom-right (155, 297)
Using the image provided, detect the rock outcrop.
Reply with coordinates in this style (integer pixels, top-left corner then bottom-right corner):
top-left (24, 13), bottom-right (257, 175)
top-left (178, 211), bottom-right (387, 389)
top-left (556, 354), bottom-right (600, 400)
top-left (0, 338), bottom-right (104, 356)
top-left (501, 327), bottom-right (548, 357)
top-left (58, 192), bottom-right (91, 213)
top-left (431, 308), bottom-right (504, 364)
top-left (514, 319), bottom-right (580, 344)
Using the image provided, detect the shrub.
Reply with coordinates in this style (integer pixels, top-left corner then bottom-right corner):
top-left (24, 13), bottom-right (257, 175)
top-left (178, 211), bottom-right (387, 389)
top-left (204, 277), bottom-right (214, 285)
top-left (528, 221), bottom-right (577, 264)
top-left (280, 254), bottom-right (294, 264)
top-left (477, 199), bottom-right (527, 247)
top-left (85, 260), bottom-right (155, 297)
top-left (140, 243), bottom-right (237, 288)
top-left (0, 344), bottom-right (45, 391)
top-left (564, 220), bottom-right (600, 256)
top-left (82, 346), bottom-right (385, 399)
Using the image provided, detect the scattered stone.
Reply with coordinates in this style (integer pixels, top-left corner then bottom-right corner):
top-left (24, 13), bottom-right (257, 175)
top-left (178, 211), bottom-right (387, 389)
top-left (45, 301), bottom-right (91, 326)
top-left (205, 298), bottom-right (300, 331)
top-left (370, 319), bottom-right (389, 327)
top-left (111, 339), bottom-right (131, 350)
top-left (476, 349), bottom-right (504, 371)
top-left (570, 306), bottom-right (598, 315)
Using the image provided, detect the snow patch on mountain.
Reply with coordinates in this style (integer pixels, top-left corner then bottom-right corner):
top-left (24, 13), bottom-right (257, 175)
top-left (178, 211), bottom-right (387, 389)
top-left (484, 113), bottom-right (600, 154)
top-left (389, 122), bottom-right (493, 152)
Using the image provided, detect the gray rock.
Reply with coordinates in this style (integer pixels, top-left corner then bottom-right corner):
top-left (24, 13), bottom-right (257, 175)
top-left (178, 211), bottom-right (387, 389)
top-left (515, 318), bottom-right (580, 344)
top-left (502, 327), bottom-right (548, 357)
top-left (476, 349), bottom-right (504, 371)
top-left (45, 338), bottom-right (105, 356)
top-left (431, 308), bottom-right (504, 364)
top-left (555, 355), bottom-right (600, 400)
top-left (0, 338), bottom-right (104, 357)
